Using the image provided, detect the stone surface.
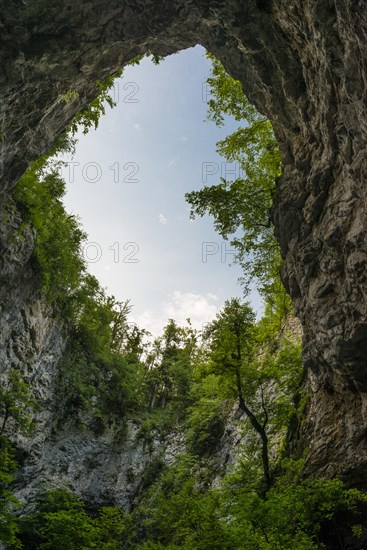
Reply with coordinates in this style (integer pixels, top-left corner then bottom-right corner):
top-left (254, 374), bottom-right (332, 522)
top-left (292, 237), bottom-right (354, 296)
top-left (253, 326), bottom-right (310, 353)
top-left (15, 417), bottom-right (187, 512)
top-left (1, 0), bottom-right (367, 485)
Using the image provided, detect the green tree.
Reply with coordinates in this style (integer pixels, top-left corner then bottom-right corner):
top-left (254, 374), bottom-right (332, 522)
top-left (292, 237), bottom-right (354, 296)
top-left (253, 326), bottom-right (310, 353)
top-left (67, 52), bottom-right (162, 137)
top-left (218, 458), bottom-right (367, 549)
top-left (186, 374), bottom-right (228, 457)
top-left (204, 298), bottom-right (275, 489)
top-left (135, 453), bottom-right (367, 550)
top-left (0, 373), bottom-right (40, 548)
top-left (95, 507), bottom-right (136, 549)
top-left (18, 488), bottom-right (93, 549)
top-left (144, 320), bottom-right (196, 413)
top-left (59, 277), bottom-right (142, 424)
top-left (204, 297), bottom-right (303, 491)
top-left (14, 165), bottom-right (87, 308)
top-left (19, 488), bottom-right (135, 550)
top-left (68, 70), bottom-right (123, 136)
top-left (0, 370), bottom-right (40, 436)
top-left (186, 54), bottom-right (281, 295)
top-left (0, 439), bottom-right (22, 548)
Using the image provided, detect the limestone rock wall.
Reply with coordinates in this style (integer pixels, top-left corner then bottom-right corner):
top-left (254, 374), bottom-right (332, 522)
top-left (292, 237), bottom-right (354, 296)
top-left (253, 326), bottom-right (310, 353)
top-left (1, 0), bottom-right (367, 484)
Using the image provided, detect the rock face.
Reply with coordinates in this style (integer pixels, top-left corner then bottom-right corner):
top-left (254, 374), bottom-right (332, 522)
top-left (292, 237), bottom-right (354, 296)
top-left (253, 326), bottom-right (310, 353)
top-left (1, 1), bottom-right (367, 485)
top-left (15, 417), bottom-right (187, 512)
top-left (0, 199), bottom-right (65, 396)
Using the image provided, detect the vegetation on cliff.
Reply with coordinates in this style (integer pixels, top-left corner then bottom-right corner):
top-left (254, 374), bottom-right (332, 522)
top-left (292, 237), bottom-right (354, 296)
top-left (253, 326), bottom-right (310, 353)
top-left (186, 53), bottom-right (281, 296)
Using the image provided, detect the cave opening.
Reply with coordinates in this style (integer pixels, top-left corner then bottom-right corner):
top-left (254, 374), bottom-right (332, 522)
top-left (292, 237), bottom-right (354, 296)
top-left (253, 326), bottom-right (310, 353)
top-left (54, 45), bottom-right (264, 336)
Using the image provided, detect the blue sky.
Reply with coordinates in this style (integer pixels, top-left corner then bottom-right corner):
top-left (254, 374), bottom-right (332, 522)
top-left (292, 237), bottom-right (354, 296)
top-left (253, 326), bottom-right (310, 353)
top-left (61, 45), bottom-right (262, 336)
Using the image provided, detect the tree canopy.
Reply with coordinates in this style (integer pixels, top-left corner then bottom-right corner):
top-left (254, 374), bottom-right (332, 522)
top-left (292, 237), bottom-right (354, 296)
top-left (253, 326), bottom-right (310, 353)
top-left (186, 54), bottom-right (281, 296)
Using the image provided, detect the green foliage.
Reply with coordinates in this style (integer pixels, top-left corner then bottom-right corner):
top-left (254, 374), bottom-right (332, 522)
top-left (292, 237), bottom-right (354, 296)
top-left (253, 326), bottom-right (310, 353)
top-left (187, 296), bottom-right (302, 490)
top-left (69, 70), bottom-right (123, 136)
top-left (0, 370), bottom-right (40, 435)
top-left (134, 455), bottom-right (367, 550)
top-left (143, 320), bottom-right (197, 417)
top-left (62, 90), bottom-right (80, 103)
top-left (19, 488), bottom-right (135, 550)
top-left (95, 507), bottom-right (136, 549)
top-left (13, 163), bottom-right (86, 307)
top-left (204, 298), bottom-right (256, 387)
top-left (66, 52), bottom-right (163, 136)
top-left (59, 279), bottom-right (145, 424)
top-left (38, 509), bottom-right (95, 549)
top-left (222, 458), bottom-right (367, 549)
top-left (257, 281), bottom-right (294, 342)
top-left (0, 439), bottom-right (22, 548)
top-left (137, 544), bottom-right (180, 549)
top-left (185, 54), bottom-right (281, 295)
top-left (186, 375), bottom-right (228, 456)
top-left (140, 455), bottom-right (166, 491)
top-left (142, 481), bottom-right (228, 549)
top-left (0, 373), bottom-right (39, 547)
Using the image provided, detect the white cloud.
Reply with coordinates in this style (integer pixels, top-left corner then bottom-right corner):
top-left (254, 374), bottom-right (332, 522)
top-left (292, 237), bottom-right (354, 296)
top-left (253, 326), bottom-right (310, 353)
top-left (132, 291), bottom-right (219, 338)
top-left (132, 310), bottom-right (166, 337)
top-left (181, 136), bottom-right (188, 141)
top-left (164, 290), bottom-right (219, 331)
top-left (158, 213), bottom-right (167, 225)
top-left (133, 123), bottom-right (142, 131)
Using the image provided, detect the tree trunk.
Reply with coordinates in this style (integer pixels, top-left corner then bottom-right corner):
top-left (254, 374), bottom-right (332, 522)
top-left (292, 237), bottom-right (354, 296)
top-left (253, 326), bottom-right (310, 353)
top-left (238, 397), bottom-right (272, 491)
top-left (235, 366), bottom-right (246, 412)
top-left (0, 408), bottom-right (9, 436)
